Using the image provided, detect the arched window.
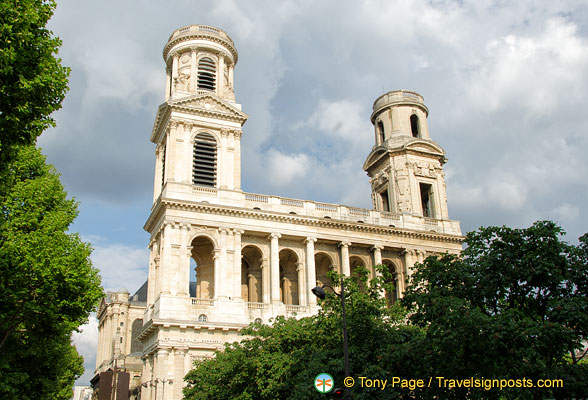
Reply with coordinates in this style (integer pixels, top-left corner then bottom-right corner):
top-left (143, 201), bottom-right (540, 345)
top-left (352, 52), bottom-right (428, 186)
top-left (193, 133), bottom-right (216, 187)
top-left (130, 318), bottom-right (143, 353)
top-left (410, 114), bottom-right (420, 138)
top-left (377, 121), bottom-right (385, 144)
top-left (197, 57), bottom-right (216, 91)
top-left (198, 314), bottom-right (208, 322)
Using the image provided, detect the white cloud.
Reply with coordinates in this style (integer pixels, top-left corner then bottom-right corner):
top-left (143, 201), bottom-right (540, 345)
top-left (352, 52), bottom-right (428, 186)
top-left (86, 236), bottom-right (149, 292)
top-left (265, 149), bottom-right (310, 186)
top-left (299, 99), bottom-right (371, 144)
top-left (72, 315), bottom-right (99, 385)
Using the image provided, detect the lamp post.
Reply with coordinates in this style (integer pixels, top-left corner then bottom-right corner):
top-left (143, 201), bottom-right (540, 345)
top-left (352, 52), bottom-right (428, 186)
top-left (312, 277), bottom-right (351, 400)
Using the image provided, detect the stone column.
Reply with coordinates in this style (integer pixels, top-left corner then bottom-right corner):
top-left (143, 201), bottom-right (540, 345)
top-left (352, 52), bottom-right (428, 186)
top-left (269, 233), bottom-right (282, 303)
top-left (233, 230), bottom-right (244, 299)
top-left (213, 250), bottom-right (220, 299)
top-left (304, 237), bottom-right (317, 306)
top-left (339, 242), bottom-right (351, 276)
top-left (372, 244), bottom-right (384, 282)
top-left (153, 146), bottom-right (163, 202)
top-left (234, 131), bottom-right (242, 190)
top-left (189, 47), bottom-right (197, 93)
top-left (296, 262), bottom-right (305, 306)
top-left (171, 52), bottom-right (179, 95)
top-left (217, 54), bottom-right (225, 95)
top-left (160, 223), bottom-right (173, 294)
top-left (156, 348), bottom-right (169, 400)
top-left (179, 224), bottom-right (190, 296)
top-left (261, 258), bottom-right (270, 304)
top-left (218, 229), bottom-right (228, 298)
top-left (165, 65), bottom-right (171, 101)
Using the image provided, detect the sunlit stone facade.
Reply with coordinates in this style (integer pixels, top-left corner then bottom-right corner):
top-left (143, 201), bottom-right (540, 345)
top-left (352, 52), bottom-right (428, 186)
top-left (95, 25), bottom-right (463, 400)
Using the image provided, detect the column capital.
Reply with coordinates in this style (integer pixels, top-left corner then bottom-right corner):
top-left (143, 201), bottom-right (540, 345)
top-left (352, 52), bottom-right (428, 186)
top-left (267, 232), bottom-right (282, 241)
top-left (371, 244), bottom-right (384, 252)
top-left (218, 227), bottom-right (230, 234)
top-left (304, 237), bottom-right (317, 244)
top-left (338, 241), bottom-right (351, 248)
top-left (233, 229), bottom-right (245, 236)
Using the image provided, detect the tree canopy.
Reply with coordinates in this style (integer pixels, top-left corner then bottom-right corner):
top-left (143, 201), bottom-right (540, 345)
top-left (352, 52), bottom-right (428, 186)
top-left (183, 221), bottom-right (587, 400)
top-left (0, 146), bottom-right (103, 399)
top-left (0, 0), bottom-right (69, 168)
top-left (401, 221), bottom-right (588, 399)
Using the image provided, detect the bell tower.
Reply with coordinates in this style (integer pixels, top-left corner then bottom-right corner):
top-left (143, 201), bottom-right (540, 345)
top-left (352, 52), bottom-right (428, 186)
top-left (363, 90), bottom-right (451, 220)
top-left (151, 25), bottom-right (248, 204)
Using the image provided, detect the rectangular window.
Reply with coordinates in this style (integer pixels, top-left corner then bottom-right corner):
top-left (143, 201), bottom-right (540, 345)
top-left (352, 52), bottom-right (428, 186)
top-left (380, 190), bottom-right (390, 212)
top-left (419, 183), bottom-right (433, 217)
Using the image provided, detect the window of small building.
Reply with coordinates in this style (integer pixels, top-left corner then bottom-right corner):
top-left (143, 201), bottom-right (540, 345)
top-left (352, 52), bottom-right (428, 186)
top-left (419, 182), bottom-right (433, 217)
top-left (380, 189), bottom-right (390, 212)
top-left (197, 57), bottom-right (216, 91)
top-left (410, 114), bottom-right (420, 138)
top-left (198, 314), bottom-right (208, 322)
top-left (377, 121), bottom-right (385, 144)
top-left (193, 133), bottom-right (217, 187)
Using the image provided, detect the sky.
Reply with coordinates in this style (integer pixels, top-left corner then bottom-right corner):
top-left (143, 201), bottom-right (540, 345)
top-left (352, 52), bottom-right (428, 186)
top-left (40, 0), bottom-right (588, 386)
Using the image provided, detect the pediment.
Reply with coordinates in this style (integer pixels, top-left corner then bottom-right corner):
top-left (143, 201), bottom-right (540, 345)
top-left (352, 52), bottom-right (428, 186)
top-left (404, 139), bottom-right (445, 156)
top-left (151, 93), bottom-right (248, 143)
top-left (170, 94), bottom-right (248, 122)
top-left (362, 147), bottom-right (388, 171)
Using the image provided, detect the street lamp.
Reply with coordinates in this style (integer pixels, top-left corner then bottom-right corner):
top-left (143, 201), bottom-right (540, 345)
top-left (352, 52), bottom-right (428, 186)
top-left (312, 277), bottom-right (351, 400)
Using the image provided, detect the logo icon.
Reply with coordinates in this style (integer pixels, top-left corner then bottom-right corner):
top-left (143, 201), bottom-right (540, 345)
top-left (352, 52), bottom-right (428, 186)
top-left (314, 373), bottom-right (334, 393)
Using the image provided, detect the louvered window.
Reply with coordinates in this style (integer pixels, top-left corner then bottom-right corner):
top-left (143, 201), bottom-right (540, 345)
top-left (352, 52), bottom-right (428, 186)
top-left (193, 133), bottom-right (216, 187)
top-left (161, 144), bottom-right (166, 186)
top-left (197, 57), bottom-right (216, 91)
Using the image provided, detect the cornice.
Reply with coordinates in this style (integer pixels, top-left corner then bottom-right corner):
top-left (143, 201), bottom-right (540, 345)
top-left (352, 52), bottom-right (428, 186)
top-left (163, 33), bottom-right (238, 64)
top-left (144, 198), bottom-right (464, 245)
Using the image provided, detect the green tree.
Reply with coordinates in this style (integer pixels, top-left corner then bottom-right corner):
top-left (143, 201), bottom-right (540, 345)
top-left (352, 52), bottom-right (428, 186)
top-left (184, 267), bottom-right (415, 400)
top-left (0, 146), bottom-right (103, 399)
top-left (401, 221), bottom-right (588, 399)
top-left (0, 0), bottom-right (69, 167)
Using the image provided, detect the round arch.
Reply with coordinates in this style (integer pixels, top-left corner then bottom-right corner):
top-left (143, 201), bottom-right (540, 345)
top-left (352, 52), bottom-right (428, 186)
top-left (382, 259), bottom-right (399, 305)
top-left (241, 245), bottom-right (263, 302)
top-left (279, 249), bottom-right (299, 305)
top-left (315, 252), bottom-right (334, 287)
top-left (190, 235), bottom-right (216, 299)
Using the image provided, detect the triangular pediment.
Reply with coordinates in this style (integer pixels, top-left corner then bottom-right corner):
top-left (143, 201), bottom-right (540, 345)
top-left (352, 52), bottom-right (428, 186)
top-left (170, 94), bottom-right (248, 121)
top-left (151, 93), bottom-right (248, 143)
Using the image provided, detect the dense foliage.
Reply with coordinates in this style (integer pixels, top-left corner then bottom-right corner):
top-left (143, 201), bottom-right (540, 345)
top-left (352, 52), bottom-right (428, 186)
top-left (0, 146), bottom-right (103, 399)
top-left (402, 221), bottom-right (588, 399)
top-left (184, 221), bottom-right (587, 399)
top-left (0, 0), bottom-right (69, 168)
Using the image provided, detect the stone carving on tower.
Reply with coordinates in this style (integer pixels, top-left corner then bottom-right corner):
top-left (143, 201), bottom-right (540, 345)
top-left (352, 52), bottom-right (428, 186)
top-left (93, 25), bottom-right (463, 400)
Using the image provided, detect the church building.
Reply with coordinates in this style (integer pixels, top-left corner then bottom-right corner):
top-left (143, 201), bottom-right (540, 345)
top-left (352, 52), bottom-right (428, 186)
top-left (93, 25), bottom-right (463, 400)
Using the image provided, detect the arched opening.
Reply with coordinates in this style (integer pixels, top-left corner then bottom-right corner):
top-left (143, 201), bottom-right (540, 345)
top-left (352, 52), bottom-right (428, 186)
top-left (190, 236), bottom-right (215, 299)
top-left (197, 57), bottom-right (216, 91)
top-left (193, 132), bottom-right (217, 187)
top-left (377, 120), bottom-right (385, 144)
top-left (410, 114), bottom-right (420, 138)
top-left (241, 245), bottom-right (263, 302)
top-left (350, 256), bottom-right (368, 291)
top-left (315, 252), bottom-right (334, 287)
top-left (130, 318), bottom-right (143, 354)
top-left (382, 259), bottom-right (399, 306)
top-left (279, 249), bottom-right (299, 305)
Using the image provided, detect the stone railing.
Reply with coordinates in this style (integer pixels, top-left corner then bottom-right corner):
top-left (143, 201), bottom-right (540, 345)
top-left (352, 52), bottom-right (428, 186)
top-left (169, 25), bottom-right (234, 46)
top-left (191, 298), bottom-right (214, 306)
top-left (161, 182), bottom-right (461, 235)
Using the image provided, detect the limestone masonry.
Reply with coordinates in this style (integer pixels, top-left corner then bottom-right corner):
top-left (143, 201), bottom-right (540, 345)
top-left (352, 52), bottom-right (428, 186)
top-left (93, 24), bottom-right (463, 400)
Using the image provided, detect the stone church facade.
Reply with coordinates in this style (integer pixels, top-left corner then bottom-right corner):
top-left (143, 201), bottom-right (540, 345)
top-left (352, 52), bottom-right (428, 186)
top-left (94, 25), bottom-right (462, 399)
